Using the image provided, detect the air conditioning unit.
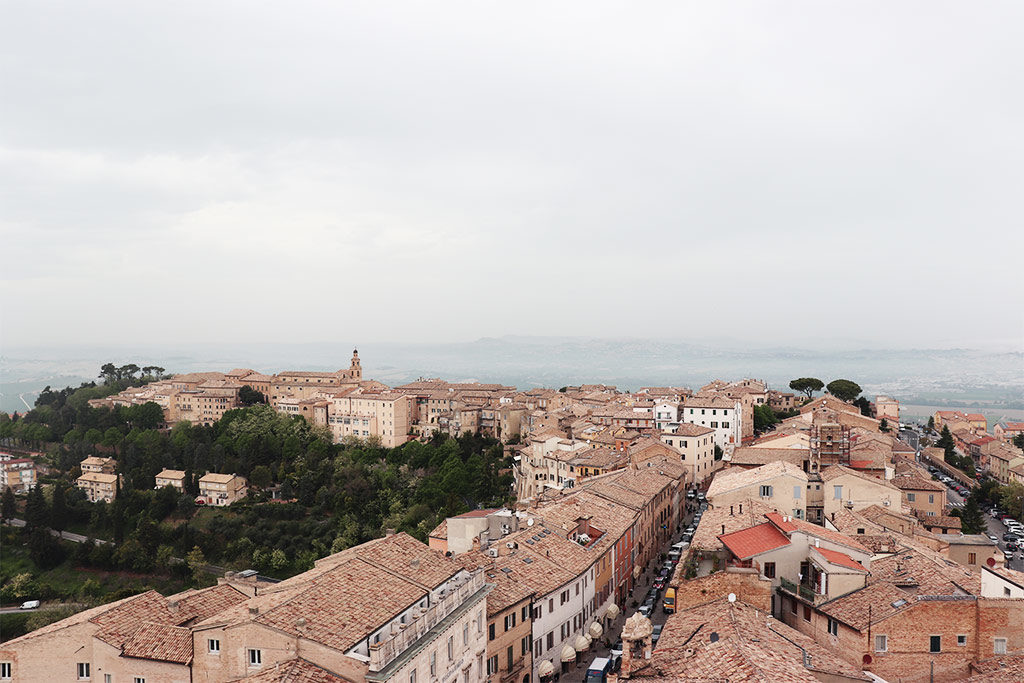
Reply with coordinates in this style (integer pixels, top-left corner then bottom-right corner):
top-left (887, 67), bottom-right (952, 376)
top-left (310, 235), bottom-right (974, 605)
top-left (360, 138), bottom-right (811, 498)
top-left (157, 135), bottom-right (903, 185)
top-left (487, 548), bottom-right (499, 558)
top-left (501, 524), bottom-right (511, 534)
top-left (883, 500), bottom-right (890, 507)
top-left (506, 542), bottom-right (517, 549)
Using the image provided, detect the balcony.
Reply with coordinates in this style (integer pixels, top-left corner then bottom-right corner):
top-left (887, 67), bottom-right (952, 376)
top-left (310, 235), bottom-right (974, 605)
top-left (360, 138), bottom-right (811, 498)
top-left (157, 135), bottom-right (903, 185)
top-left (368, 571), bottom-right (488, 676)
top-left (779, 577), bottom-right (824, 605)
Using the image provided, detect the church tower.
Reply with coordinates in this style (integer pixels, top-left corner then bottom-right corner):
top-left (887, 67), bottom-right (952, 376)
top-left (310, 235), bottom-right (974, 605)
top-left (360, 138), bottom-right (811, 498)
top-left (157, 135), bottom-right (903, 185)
top-left (349, 348), bottom-right (362, 381)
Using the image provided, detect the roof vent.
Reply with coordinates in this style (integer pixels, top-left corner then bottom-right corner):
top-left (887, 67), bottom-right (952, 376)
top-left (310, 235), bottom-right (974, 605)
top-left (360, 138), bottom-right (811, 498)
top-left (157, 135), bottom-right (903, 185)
top-left (709, 632), bottom-right (719, 643)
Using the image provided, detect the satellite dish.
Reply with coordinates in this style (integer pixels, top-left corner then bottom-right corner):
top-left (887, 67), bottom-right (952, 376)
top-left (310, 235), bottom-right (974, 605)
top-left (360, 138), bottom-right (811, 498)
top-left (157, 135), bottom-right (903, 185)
top-left (727, 593), bottom-right (736, 603)
top-left (527, 518), bottom-right (535, 527)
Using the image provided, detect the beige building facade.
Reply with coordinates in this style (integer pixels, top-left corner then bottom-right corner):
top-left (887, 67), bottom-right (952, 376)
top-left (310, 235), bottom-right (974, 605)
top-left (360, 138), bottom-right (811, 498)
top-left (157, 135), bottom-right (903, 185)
top-left (197, 473), bottom-right (247, 506)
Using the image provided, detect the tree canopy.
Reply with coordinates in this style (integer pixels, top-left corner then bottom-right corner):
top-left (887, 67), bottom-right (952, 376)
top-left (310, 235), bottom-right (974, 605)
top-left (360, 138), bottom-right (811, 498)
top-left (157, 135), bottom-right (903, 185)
top-left (826, 379), bottom-right (862, 402)
top-left (788, 377), bottom-right (824, 398)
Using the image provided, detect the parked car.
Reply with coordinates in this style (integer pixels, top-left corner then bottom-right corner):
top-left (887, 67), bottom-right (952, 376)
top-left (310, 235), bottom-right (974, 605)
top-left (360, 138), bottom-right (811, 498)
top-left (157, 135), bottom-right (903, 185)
top-left (609, 642), bottom-right (623, 671)
top-left (663, 587), bottom-right (676, 614)
top-left (639, 600), bottom-right (655, 617)
top-left (1007, 542), bottom-right (1020, 552)
top-left (1005, 551), bottom-right (1014, 562)
top-left (652, 624), bottom-right (664, 647)
top-left (653, 576), bottom-right (667, 590)
top-left (586, 657), bottom-right (613, 683)
top-left (1003, 533), bottom-right (1019, 543)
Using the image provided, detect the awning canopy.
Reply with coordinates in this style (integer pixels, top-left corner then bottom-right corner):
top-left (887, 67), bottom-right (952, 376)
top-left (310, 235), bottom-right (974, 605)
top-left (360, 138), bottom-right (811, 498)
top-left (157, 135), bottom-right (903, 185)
top-left (574, 634), bottom-right (590, 651)
top-left (633, 566), bottom-right (641, 578)
top-left (561, 644), bottom-right (577, 662)
top-left (538, 660), bottom-right (555, 678)
top-left (589, 621), bottom-right (604, 639)
top-left (606, 603), bottom-right (620, 620)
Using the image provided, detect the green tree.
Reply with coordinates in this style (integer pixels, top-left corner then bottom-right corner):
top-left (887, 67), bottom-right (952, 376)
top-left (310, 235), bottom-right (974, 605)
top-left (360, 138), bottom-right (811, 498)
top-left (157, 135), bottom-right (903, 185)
top-left (250, 465), bottom-right (273, 489)
top-left (1, 486), bottom-right (15, 519)
top-left (1002, 482), bottom-right (1024, 521)
top-left (714, 445), bottom-right (723, 461)
top-left (957, 497), bottom-right (986, 534)
top-left (186, 545), bottom-right (207, 584)
top-left (1014, 433), bottom-right (1024, 450)
top-left (879, 418), bottom-right (890, 433)
top-left (24, 484), bottom-right (49, 530)
top-left (239, 385), bottom-right (267, 406)
top-left (752, 404), bottom-right (779, 432)
top-left (826, 379), bottom-right (862, 403)
top-left (50, 482), bottom-right (68, 532)
top-left (270, 548), bottom-right (289, 572)
top-left (788, 378), bottom-right (824, 399)
top-left (927, 416), bottom-right (935, 431)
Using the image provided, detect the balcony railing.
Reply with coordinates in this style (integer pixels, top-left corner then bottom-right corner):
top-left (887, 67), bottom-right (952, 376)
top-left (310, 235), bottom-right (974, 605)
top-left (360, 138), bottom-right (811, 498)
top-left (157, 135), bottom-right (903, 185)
top-left (368, 571), bottom-right (486, 673)
top-left (779, 577), bottom-right (822, 604)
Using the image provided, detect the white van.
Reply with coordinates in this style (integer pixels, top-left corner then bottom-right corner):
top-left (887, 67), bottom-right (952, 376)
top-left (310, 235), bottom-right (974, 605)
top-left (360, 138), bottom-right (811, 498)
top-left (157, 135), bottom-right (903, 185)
top-left (20, 600), bottom-right (40, 610)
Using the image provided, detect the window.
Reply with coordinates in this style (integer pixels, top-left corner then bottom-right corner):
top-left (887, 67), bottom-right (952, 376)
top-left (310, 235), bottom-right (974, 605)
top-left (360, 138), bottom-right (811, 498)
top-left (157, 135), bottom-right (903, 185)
top-left (968, 552), bottom-right (977, 565)
top-left (833, 486), bottom-right (843, 500)
top-left (723, 422), bottom-right (729, 428)
top-left (489, 623), bottom-right (496, 640)
top-left (248, 649), bottom-right (262, 667)
top-left (104, 676), bottom-right (111, 683)
top-left (522, 606), bottom-right (529, 622)
top-left (803, 604), bottom-right (811, 621)
top-left (507, 645), bottom-right (514, 668)
top-left (929, 494), bottom-right (935, 504)
top-left (487, 655), bottom-right (499, 675)
top-left (431, 651), bottom-right (437, 676)
top-left (793, 485), bottom-right (801, 499)
top-left (995, 638), bottom-right (1008, 655)
top-left (759, 485), bottom-right (773, 498)
top-left (875, 635), bottom-right (887, 652)
top-left (0, 663), bottom-right (10, 680)
top-left (478, 609), bottom-right (484, 633)
top-left (957, 634), bottom-right (967, 647)
top-left (448, 636), bottom-right (454, 660)
top-left (930, 635), bottom-right (941, 653)
top-left (410, 670), bottom-right (416, 683)
top-left (907, 492), bottom-right (916, 502)
top-left (463, 623), bottom-right (469, 645)
top-left (208, 638), bottom-right (220, 654)
top-left (711, 422), bottom-right (718, 428)
top-left (135, 678), bottom-right (146, 683)
top-left (790, 598), bottom-right (797, 614)
top-left (827, 618), bottom-right (838, 637)
top-left (763, 562), bottom-right (776, 579)
top-left (78, 663), bottom-right (91, 680)
top-left (547, 632), bottom-right (554, 649)
top-left (522, 636), bottom-right (530, 655)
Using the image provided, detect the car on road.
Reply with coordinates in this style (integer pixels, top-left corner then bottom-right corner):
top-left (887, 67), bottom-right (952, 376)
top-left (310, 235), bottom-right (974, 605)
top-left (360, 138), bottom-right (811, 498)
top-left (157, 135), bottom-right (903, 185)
top-left (639, 599), bottom-right (656, 617)
top-left (1005, 551), bottom-right (1014, 562)
top-left (586, 657), bottom-right (613, 683)
top-left (1003, 533), bottom-right (1019, 543)
top-left (19, 600), bottom-right (39, 610)
top-left (1008, 543), bottom-right (1020, 552)
top-left (652, 624), bottom-right (664, 648)
top-left (609, 642), bottom-right (623, 671)
top-left (988, 534), bottom-right (1000, 543)
top-left (653, 576), bottom-right (667, 590)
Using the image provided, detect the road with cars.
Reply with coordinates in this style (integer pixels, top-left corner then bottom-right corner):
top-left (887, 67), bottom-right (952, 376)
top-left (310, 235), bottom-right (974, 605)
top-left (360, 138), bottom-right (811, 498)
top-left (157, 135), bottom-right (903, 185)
top-left (558, 493), bottom-right (706, 683)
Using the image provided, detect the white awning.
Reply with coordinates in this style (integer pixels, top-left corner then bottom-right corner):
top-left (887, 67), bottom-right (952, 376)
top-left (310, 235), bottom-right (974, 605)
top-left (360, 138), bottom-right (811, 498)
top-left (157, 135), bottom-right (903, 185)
top-left (589, 621), bottom-right (604, 639)
top-left (606, 603), bottom-right (620, 620)
top-left (561, 644), bottom-right (577, 662)
top-left (574, 634), bottom-right (590, 651)
top-left (538, 660), bottom-right (555, 678)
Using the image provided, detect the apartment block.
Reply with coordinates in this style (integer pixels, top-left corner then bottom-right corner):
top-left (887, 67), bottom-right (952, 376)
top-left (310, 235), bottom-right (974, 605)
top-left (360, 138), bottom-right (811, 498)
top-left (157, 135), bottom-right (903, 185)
top-left (197, 473), bottom-right (247, 506)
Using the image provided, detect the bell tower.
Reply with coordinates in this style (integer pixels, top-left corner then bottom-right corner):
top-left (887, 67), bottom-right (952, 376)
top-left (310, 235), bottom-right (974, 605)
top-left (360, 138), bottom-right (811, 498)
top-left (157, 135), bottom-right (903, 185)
top-left (349, 348), bottom-right (362, 381)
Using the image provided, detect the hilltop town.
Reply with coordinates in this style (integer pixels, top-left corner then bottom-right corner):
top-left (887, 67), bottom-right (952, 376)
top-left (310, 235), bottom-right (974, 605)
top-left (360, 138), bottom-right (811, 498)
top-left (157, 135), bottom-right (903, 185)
top-left (2, 353), bottom-right (1024, 683)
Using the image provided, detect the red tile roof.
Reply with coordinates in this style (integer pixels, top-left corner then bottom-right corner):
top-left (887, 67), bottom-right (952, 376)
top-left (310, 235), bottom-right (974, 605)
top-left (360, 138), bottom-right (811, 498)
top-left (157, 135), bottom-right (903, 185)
top-left (718, 522), bottom-right (791, 560)
top-left (816, 547), bottom-right (867, 572)
top-left (120, 622), bottom-right (193, 664)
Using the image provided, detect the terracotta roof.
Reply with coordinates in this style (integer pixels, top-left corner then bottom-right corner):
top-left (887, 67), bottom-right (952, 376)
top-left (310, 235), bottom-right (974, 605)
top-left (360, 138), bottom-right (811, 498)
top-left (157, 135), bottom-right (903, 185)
top-left (968, 656), bottom-right (1024, 682)
top-left (229, 658), bottom-right (355, 682)
top-left (815, 547), bottom-right (867, 572)
top-left (254, 558), bottom-right (429, 652)
top-left (765, 513), bottom-right (870, 554)
top-left (718, 523), bottom-right (791, 560)
top-left (120, 622), bottom-right (193, 664)
top-left (634, 597), bottom-right (870, 682)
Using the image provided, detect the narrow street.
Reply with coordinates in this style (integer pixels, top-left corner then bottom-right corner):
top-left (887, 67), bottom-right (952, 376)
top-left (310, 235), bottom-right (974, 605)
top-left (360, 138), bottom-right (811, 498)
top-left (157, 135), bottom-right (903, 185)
top-left (554, 499), bottom-right (703, 682)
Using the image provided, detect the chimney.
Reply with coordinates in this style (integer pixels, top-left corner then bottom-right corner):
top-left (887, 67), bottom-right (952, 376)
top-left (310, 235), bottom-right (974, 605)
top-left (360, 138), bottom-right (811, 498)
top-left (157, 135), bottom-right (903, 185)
top-left (729, 505), bottom-right (734, 516)
top-left (386, 528), bottom-right (396, 537)
top-left (249, 606), bottom-right (259, 615)
top-left (739, 503), bottom-right (742, 514)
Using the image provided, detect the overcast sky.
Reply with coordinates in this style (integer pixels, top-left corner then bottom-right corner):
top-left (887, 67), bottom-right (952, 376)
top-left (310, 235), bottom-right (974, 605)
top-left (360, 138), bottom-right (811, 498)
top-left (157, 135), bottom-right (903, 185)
top-left (2, 1), bottom-right (1022, 352)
